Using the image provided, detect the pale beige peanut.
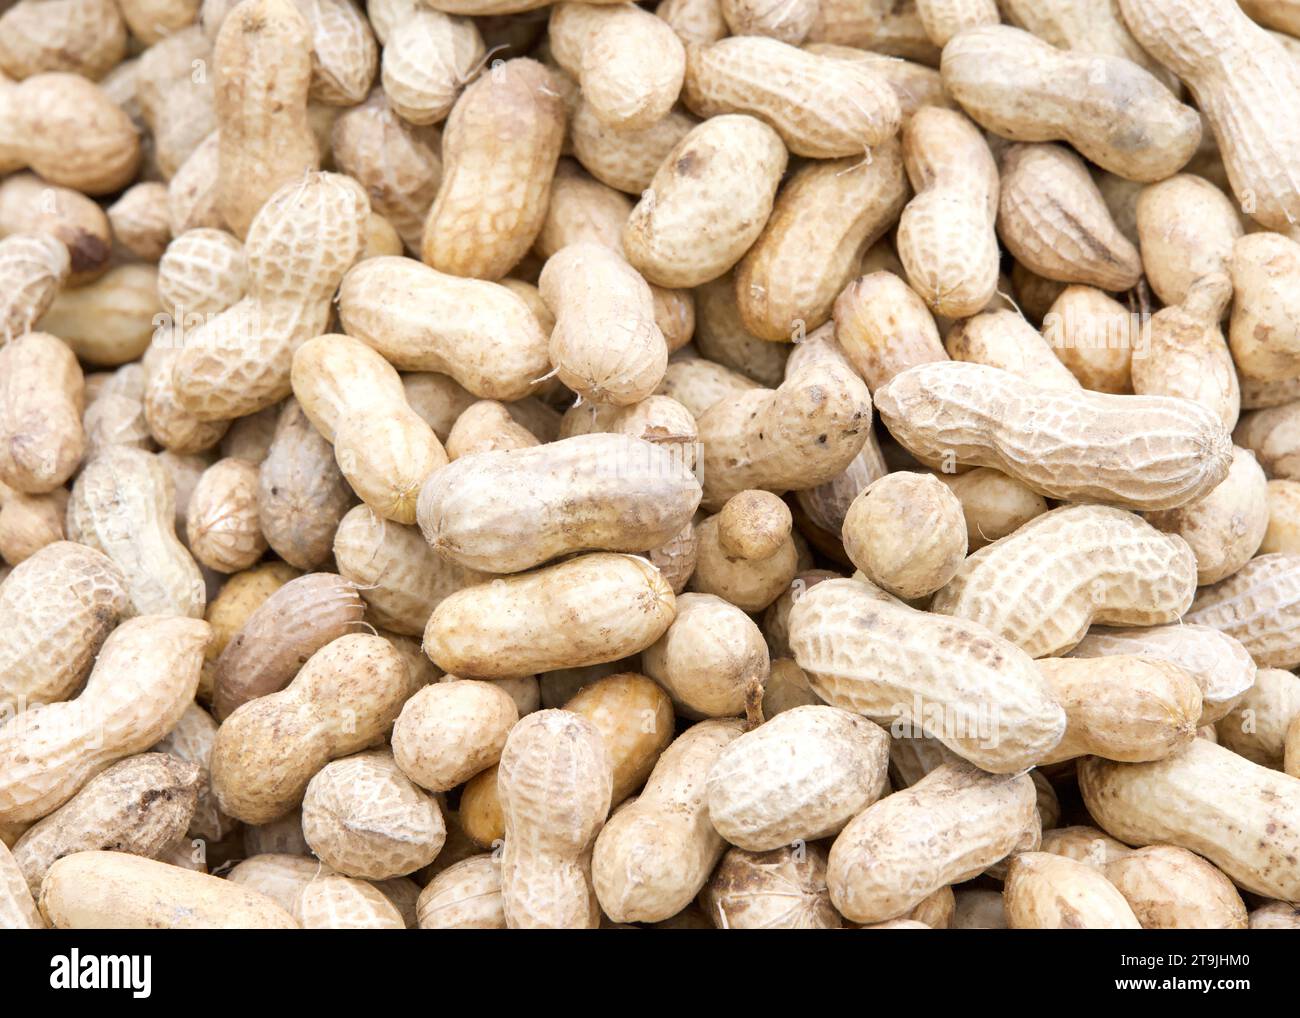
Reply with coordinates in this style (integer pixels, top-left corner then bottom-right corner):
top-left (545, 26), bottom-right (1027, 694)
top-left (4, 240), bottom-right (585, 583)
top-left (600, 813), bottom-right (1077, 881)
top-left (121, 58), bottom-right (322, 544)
top-left (426, 553), bottom-right (676, 679)
top-left (736, 138), bottom-right (909, 341)
top-left (895, 107), bottom-right (997, 318)
top-left (795, 427), bottom-right (889, 540)
top-left (703, 843), bottom-right (840, 928)
top-left (0, 0), bottom-right (127, 81)
top-left (41, 851), bottom-right (297, 928)
top-left (0, 484), bottom-right (67, 566)
top-left (570, 99), bottom-right (696, 196)
top-left (832, 271), bottom-right (946, 390)
top-left (842, 472), bottom-right (966, 599)
top-left (557, 396), bottom-right (699, 470)
top-left (224, 854), bottom-right (325, 911)
top-left (995, 144), bottom-right (1141, 291)
top-left (211, 634), bottom-right (412, 824)
top-left (1144, 446), bottom-right (1268, 586)
top-left (338, 256), bottom-right (550, 401)
top-left (37, 264), bottom-right (159, 368)
top-left (391, 680), bottom-right (517, 793)
top-left (157, 228), bottom-right (247, 319)
top-left (706, 706), bottom-right (888, 850)
top-left (1004, 852), bottom-right (1140, 929)
top-left (790, 578), bottom-right (1066, 771)
top-left (417, 854), bottom-right (504, 929)
top-left (0, 616), bottom-right (209, 824)
top-left (1136, 175), bottom-right (1243, 309)
top-left (1262, 480), bottom-right (1300, 554)
top-left (185, 458), bottom-right (267, 574)
top-left (951, 889), bottom-right (1005, 929)
top-left (219, 406), bottom-right (282, 464)
top-left (945, 310), bottom-right (1080, 392)
top-left (931, 505), bottom-right (1197, 658)
top-left (1102, 844), bottom-right (1248, 930)
top-left (593, 717), bottom-right (744, 923)
top-left (550, 3), bottom-right (685, 131)
top-left (1288, 715), bottom-right (1300, 779)
top-left (656, 353), bottom-right (761, 418)
top-left (763, 569), bottom-right (837, 658)
top-left (693, 274), bottom-right (789, 386)
top-left (804, 45), bottom-right (953, 121)
top-left (533, 158), bottom-right (630, 261)
top-left (11, 754), bottom-right (200, 896)
top-left (873, 361), bottom-right (1234, 510)
top-left (1040, 285), bottom-right (1138, 395)
top-left (941, 26), bottom-right (1200, 182)
top-left (682, 36), bottom-right (901, 158)
top-left (1216, 668), bottom-right (1300, 768)
top-left (688, 508), bottom-right (797, 613)
top-left (1118, 0), bottom-right (1300, 234)
top-left (1185, 553), bottom-right (1300, 669)
top-left (0, 233), bottom-right (68, 341)
top-left (420, 58), bottom-right (564, 280)
top-left (151, 702), bottom-right (235, 843)
top-left (380, 10), bottom-right (481, 126)
top-left (0, 840), bottom-right (42, 928)
top-left (0, 173), bottom-right (112, 286)
top-left (1228, 233), bottom-right (1300, 383)
top-left (828, 763), bottom-right (1040, 924)
top-left (292, 872), bottom-right (405, 929)
top-left (80, 364), bottom-right (150, 460)
top-left (174, 172), bottom-right (370, 422)
top-left (132, 26), bottom-right (217, 180)
top-left (167, 130), bottom-right (224, 235)
top-left (497, 709), bottom-right (612, 929)
top-left (1236, 401), bottom-right (1300, 480)
top-left (0, 73), bottom-right (140, 194)
top-left (913, 0), bottom-right (997, 45)
top-left (657, 0), bottom-right (727, 44)
top-left (1250, 900), bottom-right (1300, 929)
top-left (301, 749), bottom-right (445, 880)
top-left (623, 115), bottom-right (787, 290)
top-left (0, 540), bottom-right (128, 707)
top-left (0, 332), bottom-right (84, 495)
top-left (293, 0), bottom-right (377, 106)
top-left (1080, 739), bottom-right (1300, 900)
top-left (418, 433), bottom-right (700, 574)
top-left (211, 571), bottom-right (365, 721)
top-left (291, 334), bottom-right (447, 524)
top-left (1040, 825), bottom-right (1132, 867)
top-left (213, 0), bottom-right (318, 238)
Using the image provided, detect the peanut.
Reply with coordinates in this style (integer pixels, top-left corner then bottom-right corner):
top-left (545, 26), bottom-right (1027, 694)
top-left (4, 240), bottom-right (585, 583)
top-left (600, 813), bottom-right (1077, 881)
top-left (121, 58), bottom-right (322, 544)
top-left (0, 173), bottom-right (112, 286)
top-left (703, 843), bottom-right (840, 928)
top-left (1103, 845), bottom-right (1248, 930)
top-left (417, 854), bottom-right (504, 929)
top-left (1041, 285), bottom-right (1138, 395)
top-left (381, 10), bottom-right (482, 126)
top-left (1185, 553), bottom-right (1300, 668)
top-left (151, 701), bottom-right (236, 843)
top-left (832, 271), bottom-right (947, 390)
top-left (1228, 233), bottom-right (1300, 383)
top-left (1004, 852), bottom-right (1140, 929)
top-left (185, 457), bottom-right (267, 574)
top-left (0, 332), bottom-right (84, 495)
top-left (945, 310), bottom-right (1081, 391)
top-left (292, 872), bottom-right (405, 929)
top-left (1137, 175), bottom-right (1243, 309)
top-left (0, 232), bottom-right (68, 342)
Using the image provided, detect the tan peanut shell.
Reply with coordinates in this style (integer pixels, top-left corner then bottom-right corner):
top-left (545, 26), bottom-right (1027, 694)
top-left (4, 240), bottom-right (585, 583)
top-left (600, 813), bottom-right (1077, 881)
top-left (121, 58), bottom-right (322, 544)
top-left (563, 673), bottom-right (675, 805)
top-left (1185, 553), bottom-right (1300, 669)
top-left (0, 173), bottom-right (112, 286)
top-left (292, 872), bottom-right (406, 929)
top-left (157, 228), bottom-right (247, 319)
top-left (37, 263), bottom-right (159, 367)
top-left (736, 138), bottom-right (909, 341)
top-left (0, 840), bottom-right (42, 928)
top-left (1228, 233), bottom-right (1300, 383)
top-left (1004, 852), bottom-right (1140, 929)
top-left (301, 749), bottom-right (445, 879)
top-left (0, 332), bottom-right (84, 495)
top-left (417, 854), bottom-right (504, 929)
top-left (1261, 479), bottom-right (1300, 554)
top-left (1251, 900), bottom-right (1300, 929)
top-left (570, 99), bottom-right (696, 196)
top-left (592, 717), bottom-right (745, 923)
top-left (41, 851), bottom-right (297, 928)
top-left (338, 256), bottom-right (551, 401)
top-left (946, 310), bottom-right (1081, 392)
top-left (0, 0), bottom-right (127, 80)
top-left (418, 433), bottom-right (700, 574)
top-left (874, 361), bottom-right (1234, 510)
top-left (0, 485), bottom-right (68, 567)
top-left (391, 680), bottom-right (518, 793)
top-left (445, 400), bottom-right (541, 459)
top-left (1103, 845), bottom-right (1248, 930)
top-left (1080, 739), bottom-right (1300, 900)
top-left (497, 709), bottom-right (612, 929)
top-left (1137, 175), bottom-right (1243, 309)
top-left (426, 553), bottom-right (676, 679)
top-left (693, 274), bottom-right (789, 386)
top-left (0, 233), bottom-right (68, 341)
top-left (185, 458), bottom-right (267, 574)
top-left (0, 615), bottom-right (209, 824)
top-left (832, 271), bottom-right (946, 390)
top-left (420, 58), bottom-right (565, 280)
top-left (1216, 668), bottom-right (1300, 768)
top-left (790, 578), bottom-right (1066, 771)
top-left (703, 843), bottom-right (840, 928)
top-left (151, 701), bottom-right (235, 843)
top-left (682, 36), bottom-right (901, 158)
top-left (1041, 285), bottom-right (1137, 395)
top-left (1236, 400), bottom-right (1300, 479)
top-left (828, 763), bottom-right (1040, 924)
top-left (380, 10), bottom-right (482, 126)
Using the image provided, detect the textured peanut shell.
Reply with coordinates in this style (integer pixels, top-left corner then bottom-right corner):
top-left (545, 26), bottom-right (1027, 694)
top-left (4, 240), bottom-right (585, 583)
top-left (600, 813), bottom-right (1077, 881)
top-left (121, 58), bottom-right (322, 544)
top-left (0, 233), bottom-right (68, 341)
top-left (41, 851), bottom-right (297, 928)
top-left (570, 98), bottom-right (696, 196)
top-left (186, 458), bottom-right (267, 574)
top-left (827, 763), bottom-right (1039, 924)
top-left (151, 701), bottom-right (235, 843)
top-left (418, 433), bottom-right (700, 574)
top-left (592, 717), bottom-right (744, 924)
top-left (380, 9), bottom-right (482, 126)
top-left (1185, 553), bottom-right (1300, 669)
top-left (1261, 479), bottom-right (1300, 554)
top-left (656, 354), bottom-right (759, 418)
top-left (0, 332), bottom-right (84, 495)
top-left (417, 854), bottom-right (504, 929)
top-left (945, 310), bottom-right (1081, 392)
top-left (689, 510), bottom-right (797, 612)
top-left (693, 274), bottom-right (789, 386)
top-left (0, 173), bottom-right (112, 286)
top-left (38, 264), bottom-right (159, 367)
top-left (0, 0), bottom-right (127, 80)
top-left (1004, 852), bottom-right (1140, 929)
top-left (1236, 401), bottom-right (1300, 480)
top-left (832, 271), bottom-right (946, 391)
top-left (1041, 285), bottom-right (1137, 395)
top-left (703, 843), bottom-right (840, 929)
top-left (293, 872), bottom-right (405, 929)
top-left (1250, 900), bottom-right (1300, 929)
top-left (425, 554), bottom-right (676, 679)
top-left (1079, 739), bottom-right (1300, 900)
top-left (1103, 845), bottom-right (1247, 930)
top-left (1216, 668), bottom-right (1300, 768)
top-left (0, 840), bottom-right (42, 928)
top-left (0, 485), bottom-right (67, 566)
top-left (874, 360), bottom-right (1233, 510)
top-left (1137, 175), bottom-right (1243, 309)
top-left (391, 680), bottom-right (518, 793)
top-left (790, 578), bottom-right (1066, 772)
top-left (0, 615), bottom-right (209, 824)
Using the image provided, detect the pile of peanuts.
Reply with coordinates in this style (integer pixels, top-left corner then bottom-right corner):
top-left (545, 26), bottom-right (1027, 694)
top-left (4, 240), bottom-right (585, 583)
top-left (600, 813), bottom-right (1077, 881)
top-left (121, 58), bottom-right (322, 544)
top-left (1, 0), bottom-right (1299, 931)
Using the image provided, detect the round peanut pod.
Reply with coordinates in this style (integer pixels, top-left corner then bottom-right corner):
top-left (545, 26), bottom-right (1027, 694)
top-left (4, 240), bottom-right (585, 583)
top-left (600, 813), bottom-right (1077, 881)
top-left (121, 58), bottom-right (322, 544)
top-left (706, 705), bottom-right (889, 850)
top-left (1215, 668), bottom-right (1300, 768)
top-left (301, 749), bottom-right (446, 880)
top-left (1250, 901), bottom-right (1300, 929)
top-left (828, 763), bottom-right (1040, 924)
top-left (842, 472), bottom-right (966, 600)
top-left (142, 345), bottom-right (229, 457)
top-left (0, 0), bottom-right (128, 80)
top-left (643, 592), bottom-right (769, 719)
top-left (1004, 852), bottom-right (1140, 929)
top-left (200, 560), bottom-right (299, 697)
top-left (592, 717), bottom-right (745, 923)
top-left (702, 843), bottom-right (841, 929)
top-left (292, 872), bottom-right (405, 929)
top-left (1262, 479), bottom-right (1300, 554)
top-left (721, 0), bottom-right (818, 43)
top-left (107, 183), bottom-right (172, 262)
top-left (418, 433), bottom-right (700, 574)
top-left (497, 709), bottom-right (613, 929)
top-left (1102, 845), bottom-right (1247, 930)
top-left (211, 572), bottom-right (366, 721)
top-left (1068, 622), bottom-right (1257, 727)
top-left (1079, 739), bottom-right (1300, 901)
top-left (445, 401), bottom-right (541, 460)
top-left (1228, 232), bottom-right (1300, 382)
top-left (945, 310), bottom-right (1081, 391)
top-left (417, 854), bottom-right (504, 929)
top-left (933, 467), bottom-right (1049, 552)
top-left (931, 505), bottom-right (1198, 658)
top-left (391, 680), bottom-right (518, 793)
top-left (1136, 174), bottom-right (1242, 309)
top-left (657, 0), bottom-right (728, 45)
top-left (789, 578), bottom-right (1067, 772)
top-left (690, 509), bottom-right (798, 613)
top-left (185, 458), bottom-right (267, 575)
top-left (1035, 656), bottom-right (1203, 765)
top-left (41, 851), bottom-right (297, 929)
top-left (11, 753), bottom-right (200, 896)
top-left (1185, 553), bottom-right (1300, 669)
top-left (1041, 285), bottom-right (1142, 395)
top-left (380, 9), bottom-right (482, 126)
top-left (832, 271), bottom-right (946, 391)
top-left (0, 332), bottom-right (84, 495)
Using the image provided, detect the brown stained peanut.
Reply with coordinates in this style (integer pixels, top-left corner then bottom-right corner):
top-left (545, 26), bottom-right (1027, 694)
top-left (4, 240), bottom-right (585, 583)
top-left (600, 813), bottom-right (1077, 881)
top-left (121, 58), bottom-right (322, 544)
top-left (211, 634), bottom-right (412, 824)
top-left (828, 763), bottom-right (1040, 924)
top-left (873, 361), bottom-right (1233, 511)
top-left (682, 36), bottom-right (901, 158)
top-left (735, 138), bottom-right (910, 341)
top-left (0, 174), bottom-right (112, 287)
top-left (0, 332), bottom-right (84, 495)
top-left (1102, 845), bottom-right (1248, 930)
top-left (842, 472), bottom-right (966, 600)
top-left (420, 58), bottom-right (565, 280)
top-left (930, 505), bottom-right (1197, 658)
top-left (185, 457), bottom-right (267, 574)
top-left (0, 233), bottom-right (68, 342)
top-left (703, 843), bottom-right (840, 929)
top-left (1185, 553), bottom-right (1300, 669)
top-left (425, 553), bottom-right (677, 680)
top-left (832, 271), bottom-right (947, 390)
top-left (623, 115), bottom-right (787, 290)
top-left (1004, 852), bottom-right (1141, 929)
top-left (214, 0), bottom-right (319, 238)
top-left (497, 709), bottom-right (613, 929)
top-left (211, 571), bottom-right (366, 721)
